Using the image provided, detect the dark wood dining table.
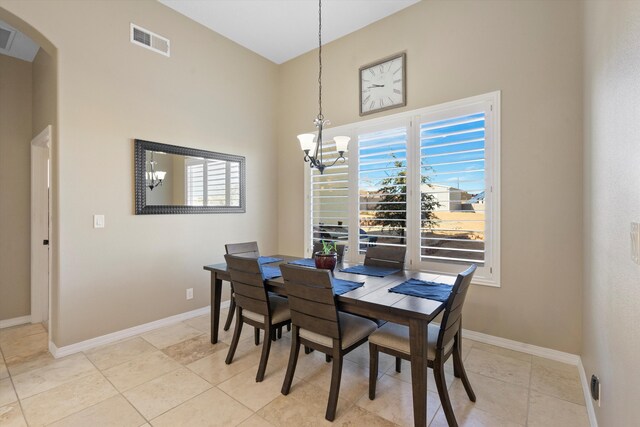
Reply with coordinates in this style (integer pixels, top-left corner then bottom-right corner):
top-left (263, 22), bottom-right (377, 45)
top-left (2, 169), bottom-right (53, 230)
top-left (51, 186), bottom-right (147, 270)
top-left (203, 255), bottom-right (456, 427)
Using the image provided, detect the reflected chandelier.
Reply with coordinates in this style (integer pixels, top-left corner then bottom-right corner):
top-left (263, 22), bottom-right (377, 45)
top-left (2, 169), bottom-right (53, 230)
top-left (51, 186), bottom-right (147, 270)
top-left (297, 0), bottom-right (350, 175)
top-left (146, 151), bottom-right (166, 191)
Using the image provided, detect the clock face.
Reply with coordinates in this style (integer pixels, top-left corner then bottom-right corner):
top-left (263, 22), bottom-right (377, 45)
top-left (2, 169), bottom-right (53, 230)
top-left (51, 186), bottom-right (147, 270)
top-left (360, 53), bottom-right (406, 116)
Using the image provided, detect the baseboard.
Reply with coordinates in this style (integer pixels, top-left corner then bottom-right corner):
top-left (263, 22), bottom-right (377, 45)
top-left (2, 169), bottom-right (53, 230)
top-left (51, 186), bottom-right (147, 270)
top-left (0, 315), bottom-right (32, 329)
top-left (49, 301), bottom-right (229, 358)
top-left (578, 358), bottom-right (599, 427)
top-left (461, 328), bottom-right (580, 365)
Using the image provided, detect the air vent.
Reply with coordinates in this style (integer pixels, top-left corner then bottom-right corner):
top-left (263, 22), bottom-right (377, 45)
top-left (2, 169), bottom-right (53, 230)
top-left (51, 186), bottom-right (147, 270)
top-left (130, 23), bottom-right (170, 57)
top-left (0, 26), bottom-right (16, 50)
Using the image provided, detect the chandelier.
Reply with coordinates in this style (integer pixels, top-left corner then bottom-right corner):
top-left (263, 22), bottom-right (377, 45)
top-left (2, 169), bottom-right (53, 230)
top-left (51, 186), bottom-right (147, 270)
top-left (146, 151), bottom-right (166, 191)
top-left (297, 0), bottom-right (349, 175)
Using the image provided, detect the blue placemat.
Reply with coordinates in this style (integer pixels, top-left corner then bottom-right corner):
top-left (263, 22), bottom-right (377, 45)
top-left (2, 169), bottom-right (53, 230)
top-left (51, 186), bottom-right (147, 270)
top-left (332, 278), bottom-right (365, 296)
top-left (262, 265), bottom-right (282, 280)
top-left (388, 279), bottom-right (452, 302)
top-left (288, 258), bottom-right (316, 267)
top-left (340, 264), bottom-right (400, 277)
top-left (258, 256), bottom-right (283, 265)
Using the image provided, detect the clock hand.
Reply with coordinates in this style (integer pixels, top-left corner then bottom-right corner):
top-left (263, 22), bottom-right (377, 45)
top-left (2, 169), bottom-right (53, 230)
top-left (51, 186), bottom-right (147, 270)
top-left (367, 84), bottom-right (385, 88)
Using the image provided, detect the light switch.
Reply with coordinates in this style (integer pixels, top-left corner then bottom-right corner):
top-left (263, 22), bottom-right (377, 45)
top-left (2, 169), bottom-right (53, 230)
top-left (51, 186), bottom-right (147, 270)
top-left (94, 214), bottom-right (105, 229)
top-left (632, 222), bottom-right (640, 265)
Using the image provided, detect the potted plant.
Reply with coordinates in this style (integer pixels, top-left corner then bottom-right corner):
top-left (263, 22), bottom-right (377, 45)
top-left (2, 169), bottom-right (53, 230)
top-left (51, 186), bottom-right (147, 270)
top-left (314, 241), bottom-right (338, 271)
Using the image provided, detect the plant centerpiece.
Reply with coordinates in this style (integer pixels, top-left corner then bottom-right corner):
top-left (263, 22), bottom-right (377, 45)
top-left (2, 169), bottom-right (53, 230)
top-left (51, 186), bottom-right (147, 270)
top-left (314, 241), bottom-right (338, 271)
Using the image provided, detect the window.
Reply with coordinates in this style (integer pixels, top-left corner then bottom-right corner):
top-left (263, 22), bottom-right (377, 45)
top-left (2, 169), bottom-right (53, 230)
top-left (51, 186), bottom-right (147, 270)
top-left (419, 112), bottom-right (487, 265)
top-left (358, 127), bottom-right (408, 253)
top-left (309, 140), bottom-right (349, 250)
top-left (305, 92), bottom-right (500, 286)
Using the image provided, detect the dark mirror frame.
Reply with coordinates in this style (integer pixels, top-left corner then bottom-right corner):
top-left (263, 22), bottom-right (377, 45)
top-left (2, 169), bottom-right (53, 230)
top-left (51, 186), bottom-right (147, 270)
top-left (134, 139), bottom-right (246, 215)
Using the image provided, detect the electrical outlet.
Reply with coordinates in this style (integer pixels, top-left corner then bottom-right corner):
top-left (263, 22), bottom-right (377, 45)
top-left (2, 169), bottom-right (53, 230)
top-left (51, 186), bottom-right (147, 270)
top-left (186, 288), bottom-right (193, 300)
top-left (632, 223), bottom-right (640, 264)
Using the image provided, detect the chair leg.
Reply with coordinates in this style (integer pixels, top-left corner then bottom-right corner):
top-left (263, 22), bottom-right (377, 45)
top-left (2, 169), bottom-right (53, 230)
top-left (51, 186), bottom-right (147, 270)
top-left (325, 354), bottom-right (332, 363)
top-left (453, 345), bottom-right (476, 401)
top-left (225, 309), bottom-right (244, 365)
top-left (282, 327), bottom-right (301, 395)
top-left (304, 346), bottom-right (312, 354)
top-left (254, 328), bottom-right (260, 346)
top-left (434, 360), bottom-right (458, 427)
top-left (223, 295), bottom-right (235, 331)
top-left (325, 348), bottom-right (343, 421)
top-left (256, 327), bottom-right (272, 382)
top-left (395, 357), bottom-right (402, 373)
top-left (287, 324), bottom-right (291, 332)
top-left (276, 326), bottom-right (282, 340)
top-left (369, 343), bottom-right (378, 400)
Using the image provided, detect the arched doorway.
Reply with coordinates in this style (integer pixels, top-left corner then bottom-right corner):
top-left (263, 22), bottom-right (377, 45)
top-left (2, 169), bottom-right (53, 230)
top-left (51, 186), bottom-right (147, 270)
top-left (0, 7), bottom-right (57, 343)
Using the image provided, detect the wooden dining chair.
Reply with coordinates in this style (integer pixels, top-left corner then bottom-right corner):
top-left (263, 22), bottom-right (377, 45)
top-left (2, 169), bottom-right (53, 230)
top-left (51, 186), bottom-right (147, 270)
top-left (364, 245), bottom-right (406, 270)
top-left (367, 265), bottom-right (477, 427)
top-left (279, 264), bottom-right (378, 421)
top-left (224, 254), bottom-right (292, 382)
top-left (224, 242), bottom-right (261, 332)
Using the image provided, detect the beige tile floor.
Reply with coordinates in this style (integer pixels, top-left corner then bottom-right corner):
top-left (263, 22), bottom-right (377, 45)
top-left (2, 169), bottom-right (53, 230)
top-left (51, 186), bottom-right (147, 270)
top-left (0, 312), bottom-right (590, 426)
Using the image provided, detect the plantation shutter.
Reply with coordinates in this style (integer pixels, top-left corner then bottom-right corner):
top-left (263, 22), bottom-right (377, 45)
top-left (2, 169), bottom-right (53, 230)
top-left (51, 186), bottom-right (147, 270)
top-left (419, 112), bottom-right (486, 265)
top-left (310, 139), bottom-right (349, 250)
top-left (206, 159), bottom-right (227, 206)
top-left (186, 161), bottom-right (205, 206)
top-left (358, 127), bottom-right (408, 254)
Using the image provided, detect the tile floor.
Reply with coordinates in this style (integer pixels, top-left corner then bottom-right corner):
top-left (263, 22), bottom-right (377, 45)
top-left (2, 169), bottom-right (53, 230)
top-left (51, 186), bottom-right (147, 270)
top-left (0, 311), bottom-right (590, 426)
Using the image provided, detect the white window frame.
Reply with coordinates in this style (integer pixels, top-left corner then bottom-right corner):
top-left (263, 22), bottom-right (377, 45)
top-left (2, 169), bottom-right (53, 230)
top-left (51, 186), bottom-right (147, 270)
top-left (304, 91), bottom-right (500, 287)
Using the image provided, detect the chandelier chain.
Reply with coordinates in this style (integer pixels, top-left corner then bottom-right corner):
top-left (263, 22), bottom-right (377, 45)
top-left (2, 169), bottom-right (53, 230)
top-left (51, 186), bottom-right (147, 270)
top-left (317, 0), bottom-right (323, 120)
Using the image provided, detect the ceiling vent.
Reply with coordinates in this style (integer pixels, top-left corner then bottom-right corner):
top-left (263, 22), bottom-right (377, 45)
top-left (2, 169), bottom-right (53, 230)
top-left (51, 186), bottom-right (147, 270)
top-left (130, 23), bottom-right (170, 57)
top-left (0, 25), bottom-right (16, 51)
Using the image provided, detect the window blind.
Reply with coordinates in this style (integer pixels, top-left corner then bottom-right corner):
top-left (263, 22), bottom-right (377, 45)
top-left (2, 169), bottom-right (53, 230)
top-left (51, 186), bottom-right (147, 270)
top-left (419, 112), bottom-right (486, 264)
top-left (310, 140), bottom-right (349, 249)
top-left (358, 127), bottom-right (408, 253)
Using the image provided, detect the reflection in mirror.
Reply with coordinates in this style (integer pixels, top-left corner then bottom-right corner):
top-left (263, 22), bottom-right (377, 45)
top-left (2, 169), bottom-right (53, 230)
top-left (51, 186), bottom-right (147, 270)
top-left (135, 140), bottom-right (245, 214)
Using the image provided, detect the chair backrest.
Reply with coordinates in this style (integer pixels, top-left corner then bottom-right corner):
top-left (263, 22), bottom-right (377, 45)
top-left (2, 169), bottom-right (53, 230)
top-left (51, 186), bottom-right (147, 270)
top-left (224, 254), bottom-right (271, 320)
top-left (363, 245), bottom-right (406, 269)
top-left (437, 264), bottom-right (477, 351)
top-left (312, 241), bottom-right (346, 261)
top-left (280, 264), bottom-right (341, 342)
top-left (225, 241), bottom-right (260, 258)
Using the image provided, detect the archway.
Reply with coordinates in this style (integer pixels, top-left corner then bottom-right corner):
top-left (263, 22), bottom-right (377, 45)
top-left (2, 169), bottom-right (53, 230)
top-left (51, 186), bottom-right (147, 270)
top-left (0, 6), bottom-right (58, 346)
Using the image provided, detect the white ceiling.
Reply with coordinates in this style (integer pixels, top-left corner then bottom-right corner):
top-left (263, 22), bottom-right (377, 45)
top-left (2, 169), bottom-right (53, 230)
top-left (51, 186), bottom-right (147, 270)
top-left (158, 0), bottom-right (420, 64)
top-left (0, 19), bottom-right (39, 62)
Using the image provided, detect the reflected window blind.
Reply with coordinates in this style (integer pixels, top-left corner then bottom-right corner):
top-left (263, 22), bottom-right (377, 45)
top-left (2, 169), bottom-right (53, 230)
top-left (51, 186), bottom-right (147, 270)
top-left (186, 162), bottom-right (204, 206)
top-left (310, 140), bottom-right (349, 249)
top-left (420, 112), bottom-right (486, 265)
top-left (186, 159), bottom-right (240, 207)
top-left (358, 127), bottom-right (408, 253)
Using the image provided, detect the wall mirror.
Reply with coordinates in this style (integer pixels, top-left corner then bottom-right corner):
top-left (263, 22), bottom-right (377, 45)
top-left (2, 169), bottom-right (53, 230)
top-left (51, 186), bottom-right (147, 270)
top-left (134, 139), bottom-right (245, 214)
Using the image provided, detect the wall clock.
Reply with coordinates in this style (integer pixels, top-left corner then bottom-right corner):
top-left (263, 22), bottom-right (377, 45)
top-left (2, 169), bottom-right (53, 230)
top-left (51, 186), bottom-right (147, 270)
top-left (359, 52), bottom-right (406, 116)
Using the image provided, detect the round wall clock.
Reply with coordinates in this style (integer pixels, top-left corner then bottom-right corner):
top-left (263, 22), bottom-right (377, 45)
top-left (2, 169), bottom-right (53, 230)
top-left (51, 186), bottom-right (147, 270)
top-left (359, 52), bottom-right (406, 116)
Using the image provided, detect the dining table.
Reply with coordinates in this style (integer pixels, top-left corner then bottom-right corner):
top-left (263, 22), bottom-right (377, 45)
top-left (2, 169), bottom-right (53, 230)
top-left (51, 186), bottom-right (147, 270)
top-left (203, 255), bottom-right (457, 427)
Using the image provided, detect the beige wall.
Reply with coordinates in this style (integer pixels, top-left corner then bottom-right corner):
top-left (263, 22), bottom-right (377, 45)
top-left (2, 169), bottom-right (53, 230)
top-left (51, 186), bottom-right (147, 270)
top-left (0, 54), bottom-right (32, 320)
top-left (277, 0), bottom-right (584, 353)
top-left (583, 1), bottom-right (640, 424)
top-left (0, 0), bottom-right (279, 346)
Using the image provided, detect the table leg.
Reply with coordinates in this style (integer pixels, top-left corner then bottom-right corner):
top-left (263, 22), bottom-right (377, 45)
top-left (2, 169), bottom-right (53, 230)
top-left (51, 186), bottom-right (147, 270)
top-left (210, 272), bottom-right (222, 344)
top-left (409, 318), bottom-right (428, 427)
